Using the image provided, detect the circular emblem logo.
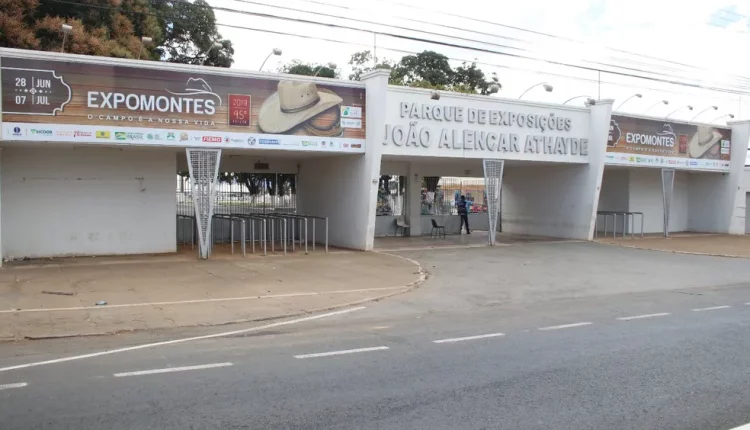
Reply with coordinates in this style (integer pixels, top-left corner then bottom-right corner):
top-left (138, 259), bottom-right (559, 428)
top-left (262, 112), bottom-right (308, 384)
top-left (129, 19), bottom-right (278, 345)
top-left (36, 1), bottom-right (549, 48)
top-left (247, 137), bottom-right (256, 146)
top-left (13, 127), bottom-right (21, 134)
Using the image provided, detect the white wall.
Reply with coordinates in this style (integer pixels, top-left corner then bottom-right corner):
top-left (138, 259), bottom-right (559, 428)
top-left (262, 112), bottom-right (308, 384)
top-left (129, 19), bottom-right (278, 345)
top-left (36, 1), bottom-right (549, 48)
top-left (297, 154), bottom-right (374, 250)
top-left (627, 169), bottom-right (689, 234)
top-left (1, 146), bottom-right (176, 259)
top-left (598, 169), bottom-right (629, 212)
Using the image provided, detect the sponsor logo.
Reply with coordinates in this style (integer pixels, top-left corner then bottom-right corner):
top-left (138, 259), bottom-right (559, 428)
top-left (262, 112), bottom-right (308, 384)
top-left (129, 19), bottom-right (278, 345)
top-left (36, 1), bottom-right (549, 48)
top-left (96, 131), bottom-right (111, 139)
top-left (248, 137), bottom-right (256, 146)
top-left (74, 131), bottom-right (93, 138)
top-left (192, 136), bottom-right (202, 141)
top-left (56, 130), bottom-right (73, 137)
top-left (202, 136), bottom-right (222, 143)
top-left (341, 118), bottom-right (362, 129)
top-left (689, 161), bottom-right (698, 166)
top-left (117, 132), bottom-right (144, 140)
top-left (30, 128), bottom-right (53, 136)
top-left (341, 106), bottom-right (362, 119)
top-left (343, 143), bottom-right (350, 148)
top-left (180, 132), bottom-right (189, 142)
top-left (153, 133), bottom-right (162, 140)
top-left (147, 133), bottom-right (154, 140)
top-left (668, 160), bottom-right (677, 164)
top-left (259, 138), bottom-right (280, 145)
top-left (167, 132), bottom-right (176, 141)
top-left (351, 143), bottom-right (362, 149)
top-left (302, 141), bottom-right (317, 147)
top-left (11, 126), bottom-right (24, 137)
top-left (223, 137), bottom-right (244, 144)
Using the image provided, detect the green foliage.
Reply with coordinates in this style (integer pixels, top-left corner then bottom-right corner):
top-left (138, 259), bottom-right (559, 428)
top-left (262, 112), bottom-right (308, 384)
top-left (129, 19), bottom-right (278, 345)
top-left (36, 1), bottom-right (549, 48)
top-left (0, 0), bottom-right (233, 67)
top-left (279, 60), bottom-right (340, 79)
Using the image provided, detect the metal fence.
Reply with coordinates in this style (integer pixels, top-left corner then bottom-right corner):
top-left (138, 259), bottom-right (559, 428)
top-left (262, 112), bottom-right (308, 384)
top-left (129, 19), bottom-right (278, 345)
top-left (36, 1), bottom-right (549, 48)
top-left (177, 172), bottom-right (297, 216)
top-left (376, 175), bottom-right (406, 216)
top-left (421, 177), bottom-right (488, 215)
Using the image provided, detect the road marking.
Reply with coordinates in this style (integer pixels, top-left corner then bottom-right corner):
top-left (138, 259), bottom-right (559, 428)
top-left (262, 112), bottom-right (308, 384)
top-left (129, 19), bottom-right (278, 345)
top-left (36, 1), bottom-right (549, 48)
top-left (0, 287), bottom-right (407, 313)
top-left (692, 305), bottom-right (731, 312)
top-left (0, 382), bottom-right (27, 390)
top-left (294, 346), bottom-right (389, 359)
top-left (0, 306), bottom-right (366, 373)
top-left (617, 313), bottom-right (670, 321)
top-left (433, 333), bottom-right (505, 344)
top-left (728, 424), bottom-right (750, 430)
top-left (114, 362), bottom-right (233, 377)
top-left (538, 322), bottom-right (593, 331)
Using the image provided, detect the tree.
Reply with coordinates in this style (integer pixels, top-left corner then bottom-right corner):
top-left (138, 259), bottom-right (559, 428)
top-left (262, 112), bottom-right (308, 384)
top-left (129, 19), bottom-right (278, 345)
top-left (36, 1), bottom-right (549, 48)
top-left (391, 50), bottom-right (453, 87)
top-left (0, 0), bottom-right (233, 67)
top-left (279, 60), bottom-right (340, 79)
top-left (348, 50), bottom-right (394, 81)
top-left (155, 0), bottom-right (233, 67)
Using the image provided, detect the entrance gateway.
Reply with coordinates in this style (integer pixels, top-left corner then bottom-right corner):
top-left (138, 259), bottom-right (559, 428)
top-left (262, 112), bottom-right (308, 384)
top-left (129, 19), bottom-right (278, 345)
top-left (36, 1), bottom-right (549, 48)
top-left (0, 49), bottom-right (748, 262)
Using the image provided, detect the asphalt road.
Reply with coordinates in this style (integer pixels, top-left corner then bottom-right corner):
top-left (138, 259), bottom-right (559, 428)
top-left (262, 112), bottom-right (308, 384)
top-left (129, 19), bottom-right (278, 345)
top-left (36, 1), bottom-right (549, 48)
top-left (2, 242), bottom-right (750, 430)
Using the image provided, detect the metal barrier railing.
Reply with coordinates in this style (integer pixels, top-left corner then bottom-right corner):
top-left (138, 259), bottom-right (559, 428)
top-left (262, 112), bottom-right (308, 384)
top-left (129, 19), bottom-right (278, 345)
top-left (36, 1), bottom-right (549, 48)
top-left (213, 214), bottom-right (246, 256)
top-left (596, 211), bottom-right (644, 238)
top-left (176, 214), bottom-right (195, 249)
top-left (271, 213), bottom-right (329, 253)
top-left (231, 214), bottom-right (268, 256)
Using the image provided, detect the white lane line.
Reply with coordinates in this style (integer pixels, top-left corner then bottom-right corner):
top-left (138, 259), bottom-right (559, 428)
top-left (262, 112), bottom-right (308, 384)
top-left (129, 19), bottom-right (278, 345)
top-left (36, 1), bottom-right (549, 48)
top-left (0, 306), bottom-right (366, 373)
top-left (729, 424), bottom-right (750, 430)
top-left (692, 305), bottom-right (731, 312)
top-left (0, 382), bottom-right (28, 390)
top-left (617, 313), bottom-right (671, 321)
top-left (114, 362), bottom-right (232, 377)
top-left (0, 287), bottom-right (407, 313)
top-left (538, 322), bottom-right (593, 331)
top-left (433, 333), bottom-right (505, 344)
top-left (294, 346), bottom-right (389, 359)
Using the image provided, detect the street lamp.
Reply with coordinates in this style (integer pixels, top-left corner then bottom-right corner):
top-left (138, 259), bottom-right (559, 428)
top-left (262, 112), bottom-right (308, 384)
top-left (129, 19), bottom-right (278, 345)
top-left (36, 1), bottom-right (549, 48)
top-left (60, 24), bottom-right (73, 53)
top-left (690, 105), bottom-right (719, 121)
top-left (259, 48), bottom-right (282, 71)
top-left (138, 36), bottom-right (152, 60)
top-left (563, 95), bottom-right (595, 105)
top-left (644, 100), bottom-right (669, 113)
top-left (201, 41), bottom-right (224, 66)
top-left (665, 105), bottom-right (693, 118)
top-left (614, 93), bottom-right (642, 111)
top-left (518, 82), bottom-right (553, 99)
top-left (712, 113), bottom-right (735, 122)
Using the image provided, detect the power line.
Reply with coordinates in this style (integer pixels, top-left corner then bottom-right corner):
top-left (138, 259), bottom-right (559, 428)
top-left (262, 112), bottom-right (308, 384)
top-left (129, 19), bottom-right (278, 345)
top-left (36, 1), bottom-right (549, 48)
top-left (39, 0), bottom-right (750, 97)
top-left (362, 0), bottom-right (750, 83)
top-left (199, 1), bottom-right (750, 93)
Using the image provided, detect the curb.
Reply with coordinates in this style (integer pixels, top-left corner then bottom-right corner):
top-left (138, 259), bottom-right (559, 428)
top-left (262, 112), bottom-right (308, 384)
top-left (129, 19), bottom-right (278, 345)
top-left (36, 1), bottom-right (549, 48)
top-left (597, 241), bottom-right (750, 260)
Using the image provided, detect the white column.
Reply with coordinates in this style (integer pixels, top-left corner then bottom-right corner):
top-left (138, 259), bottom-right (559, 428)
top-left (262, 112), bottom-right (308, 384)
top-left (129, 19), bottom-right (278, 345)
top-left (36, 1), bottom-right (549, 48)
top-left (585, 99), bottom-right (615, 240)
top-left (724, 120), bottom-right (750, 234)
top-left (361, 69), bottom-right (390, 250)
top-left (406, 162), bottom-right (422, 236)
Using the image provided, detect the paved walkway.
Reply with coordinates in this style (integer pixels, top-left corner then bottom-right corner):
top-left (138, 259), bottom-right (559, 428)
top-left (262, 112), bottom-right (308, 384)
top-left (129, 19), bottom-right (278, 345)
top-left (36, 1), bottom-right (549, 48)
top-left (0, 250), bottom-right (422, 340)
top-left (597, 234), bottom-right (750, 258)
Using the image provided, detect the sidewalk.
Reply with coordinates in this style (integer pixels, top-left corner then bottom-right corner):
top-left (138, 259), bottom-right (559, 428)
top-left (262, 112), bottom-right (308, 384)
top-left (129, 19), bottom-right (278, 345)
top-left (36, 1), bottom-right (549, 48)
top-left (0, 250), bottom-right (422, 340)
top-left (597, 234), bottom-right (750, 258)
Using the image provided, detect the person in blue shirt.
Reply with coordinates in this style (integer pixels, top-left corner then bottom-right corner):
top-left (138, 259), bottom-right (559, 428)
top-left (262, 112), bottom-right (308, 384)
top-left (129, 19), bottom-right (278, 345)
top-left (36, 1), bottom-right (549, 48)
top-left (457, 195), bottom-right (470, 234)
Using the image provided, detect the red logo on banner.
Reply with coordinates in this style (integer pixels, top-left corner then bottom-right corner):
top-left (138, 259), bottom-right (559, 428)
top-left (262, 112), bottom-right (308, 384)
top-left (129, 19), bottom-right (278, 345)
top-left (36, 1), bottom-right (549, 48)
top-left (202, 136), bottom-right (222, 143)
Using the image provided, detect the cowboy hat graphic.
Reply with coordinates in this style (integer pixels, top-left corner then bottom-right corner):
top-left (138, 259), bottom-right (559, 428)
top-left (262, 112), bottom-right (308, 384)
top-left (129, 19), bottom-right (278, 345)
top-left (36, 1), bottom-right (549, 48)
top-left (258, 81), bottom-right (343, 134)
top-left (167, 78), bottom-right (222, 105)
top-left (689, 126), bottom-right (723, 158)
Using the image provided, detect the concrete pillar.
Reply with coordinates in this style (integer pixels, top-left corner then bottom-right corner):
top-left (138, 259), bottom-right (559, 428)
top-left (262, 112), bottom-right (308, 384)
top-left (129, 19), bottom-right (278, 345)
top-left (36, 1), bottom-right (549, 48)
top-left (406, 162), bottom-right (422, 236)
top-left (724, 121), bottom-right (750, 234)
top-left (360, 69), bottom-right (390, 249)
